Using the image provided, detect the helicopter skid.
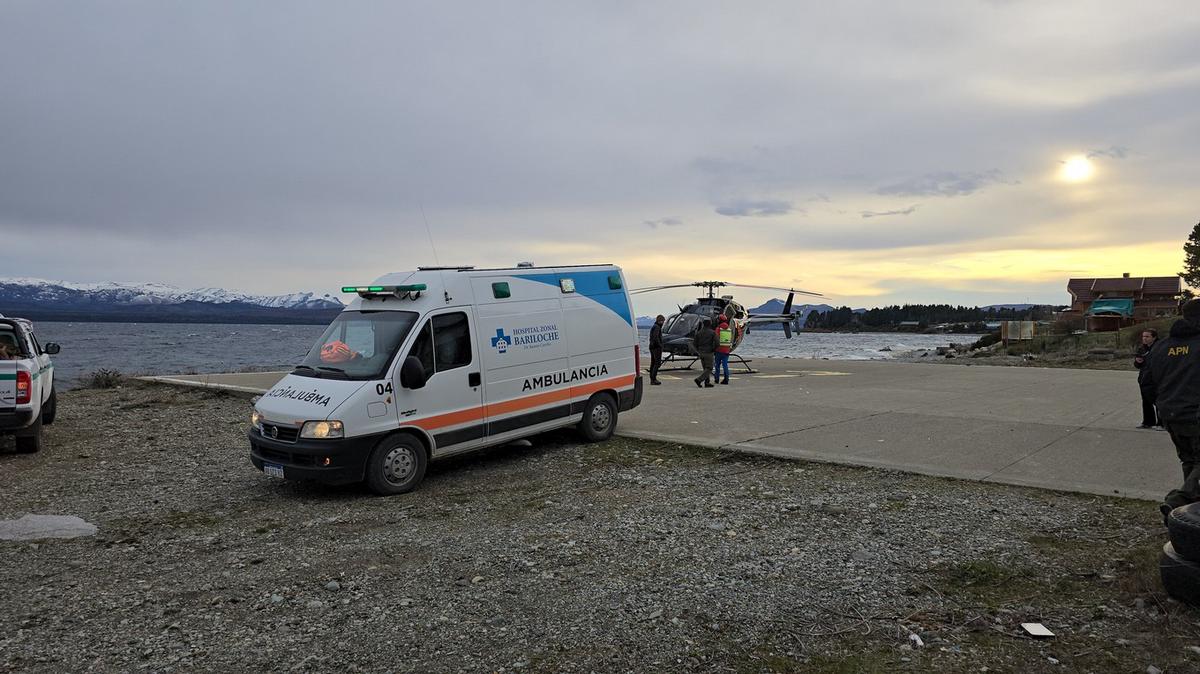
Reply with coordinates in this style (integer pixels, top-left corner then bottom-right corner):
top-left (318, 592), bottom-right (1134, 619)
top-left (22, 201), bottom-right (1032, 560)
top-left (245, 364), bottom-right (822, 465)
top-left (655, 351), bottom-right (756, 374)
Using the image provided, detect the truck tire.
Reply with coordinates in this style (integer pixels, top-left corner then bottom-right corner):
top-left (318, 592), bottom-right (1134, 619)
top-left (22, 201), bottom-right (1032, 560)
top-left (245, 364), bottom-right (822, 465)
top-left (578, 393), bottom-right (617, 442)
top-left (364, 434), bottom-right (427, 495)
top-left (1168, 503), bottom-right (1200, 563)
top-left (42, 388), bottom-right (57, 425)
top-left (1161, 542), bottom-right (1200, 607)
top-left (15, 417), bottom-right (42, 454)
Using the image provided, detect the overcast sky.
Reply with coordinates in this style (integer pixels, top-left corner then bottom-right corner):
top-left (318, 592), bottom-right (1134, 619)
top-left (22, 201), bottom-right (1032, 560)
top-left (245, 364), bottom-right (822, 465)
top-left (2, 1), bottom-right (1198, 314)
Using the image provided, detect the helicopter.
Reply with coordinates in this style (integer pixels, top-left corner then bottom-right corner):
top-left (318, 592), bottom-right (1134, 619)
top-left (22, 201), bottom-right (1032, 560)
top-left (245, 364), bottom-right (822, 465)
top-left (630, 281), bottom-right (823, 371)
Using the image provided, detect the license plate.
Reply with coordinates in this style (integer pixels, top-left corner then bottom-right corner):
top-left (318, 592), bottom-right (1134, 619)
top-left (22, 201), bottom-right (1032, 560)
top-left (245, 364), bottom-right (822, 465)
top-left (263, 462), bottom-right (285, 479)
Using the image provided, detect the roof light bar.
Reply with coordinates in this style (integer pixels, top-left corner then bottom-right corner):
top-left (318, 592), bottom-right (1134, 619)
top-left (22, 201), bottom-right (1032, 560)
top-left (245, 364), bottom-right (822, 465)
top-left (341, 284), bottom-right (428, 297)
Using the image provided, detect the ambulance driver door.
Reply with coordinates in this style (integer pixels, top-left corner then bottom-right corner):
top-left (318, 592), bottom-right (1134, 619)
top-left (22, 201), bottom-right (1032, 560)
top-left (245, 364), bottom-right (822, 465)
top-left (396, 310), bottom-right (485, 455)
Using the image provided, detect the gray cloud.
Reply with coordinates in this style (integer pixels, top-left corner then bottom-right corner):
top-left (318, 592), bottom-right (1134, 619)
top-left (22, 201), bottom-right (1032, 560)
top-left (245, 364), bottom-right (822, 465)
top-left (861, 205), bottom-right (919, 219)
top-left (0, 1), bottom-right (1196, 305)
top-left (1087, 145), bottom-right (1130, 159)
top-left (875, 170), bottom-right (1014, 197)
top-left (714, 199), bottom-right (797, 218)
top-left (643, 217), bottom-right (683, 228)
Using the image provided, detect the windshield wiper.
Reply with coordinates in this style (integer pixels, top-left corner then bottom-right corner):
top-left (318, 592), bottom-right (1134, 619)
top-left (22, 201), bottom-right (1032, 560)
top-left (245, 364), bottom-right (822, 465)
top-left (291, 364), bottom-right (326, 378)
top-left (316, 366), bottom-right (350, 379)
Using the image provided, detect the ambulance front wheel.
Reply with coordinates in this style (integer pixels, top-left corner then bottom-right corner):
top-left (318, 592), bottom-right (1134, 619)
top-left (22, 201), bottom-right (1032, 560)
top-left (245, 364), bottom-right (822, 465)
top-left (365, 434), bottom-right (428, 495)
top-left (578, 393), bottom-right (617, 442)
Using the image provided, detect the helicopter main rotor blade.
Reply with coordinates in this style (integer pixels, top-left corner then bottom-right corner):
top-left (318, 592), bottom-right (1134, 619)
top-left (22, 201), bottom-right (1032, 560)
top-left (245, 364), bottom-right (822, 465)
top-left (629, 284), bottom-right (698, 295)
top-left (726, 282), bottom-right (824, 298)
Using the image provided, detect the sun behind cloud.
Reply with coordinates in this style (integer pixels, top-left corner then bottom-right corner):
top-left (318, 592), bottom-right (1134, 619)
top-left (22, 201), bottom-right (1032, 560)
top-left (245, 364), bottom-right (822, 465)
top-left (1061, 156), bottom-right (1095, 182)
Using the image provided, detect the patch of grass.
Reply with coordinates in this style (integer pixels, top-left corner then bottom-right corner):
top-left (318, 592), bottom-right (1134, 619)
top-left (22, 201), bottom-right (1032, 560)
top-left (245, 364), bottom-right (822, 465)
top-left (108, 510), bottom-right (225, 533)
top-left (943, 560), bottom-right (1019, 588)
top-left (1115, 541), bottom-right (1167, 599)
top-left (83, 368), bottom-right (124, 389)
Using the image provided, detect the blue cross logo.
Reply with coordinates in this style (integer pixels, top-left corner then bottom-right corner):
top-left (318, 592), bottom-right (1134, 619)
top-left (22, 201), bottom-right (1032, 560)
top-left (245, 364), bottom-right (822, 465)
top-left (491, 328), bottom-right (511, 353)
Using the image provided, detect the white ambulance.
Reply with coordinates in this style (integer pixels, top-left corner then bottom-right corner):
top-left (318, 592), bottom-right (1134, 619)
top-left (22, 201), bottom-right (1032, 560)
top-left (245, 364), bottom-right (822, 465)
top-left (248, 264), bottom-right (643, 494)
top-left (0, 316), bottom-right (60, 453)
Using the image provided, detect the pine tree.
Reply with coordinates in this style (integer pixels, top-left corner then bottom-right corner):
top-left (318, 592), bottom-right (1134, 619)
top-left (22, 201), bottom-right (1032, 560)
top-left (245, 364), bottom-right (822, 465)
top-left (1181, 221), bottom-right (1200, 289)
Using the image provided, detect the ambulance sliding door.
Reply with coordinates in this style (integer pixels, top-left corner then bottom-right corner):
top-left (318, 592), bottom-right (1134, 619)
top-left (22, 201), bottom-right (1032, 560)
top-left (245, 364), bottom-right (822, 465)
top-left (471, 276), bottom-right (570, 438)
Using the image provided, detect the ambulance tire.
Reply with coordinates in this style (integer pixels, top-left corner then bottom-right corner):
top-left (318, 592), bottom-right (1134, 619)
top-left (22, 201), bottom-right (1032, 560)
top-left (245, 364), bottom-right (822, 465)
top-left (1167, 503), bottom-right (1200, 563)
top-left (15, 418), bottom-right (42, 454)
top-left (42, 388), bottom-right (57, 425)
top-left (365, 433), bottom-right (427, 495)
top-left (578, 393), bottom-right (617, 442)
top-left (1160, 542), bottom-right (1200, 607)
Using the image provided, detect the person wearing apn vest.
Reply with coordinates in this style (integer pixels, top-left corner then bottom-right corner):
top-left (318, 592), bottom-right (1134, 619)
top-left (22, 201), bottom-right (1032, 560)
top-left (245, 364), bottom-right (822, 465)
top-left (648, 314), bottom-right (665, 385)
top-left (713, 315), bottom-right (733, 385)
top-left (693, 318), bottom-right (716, 388)
top-left (1142, 299), bottom-right (1200, 520)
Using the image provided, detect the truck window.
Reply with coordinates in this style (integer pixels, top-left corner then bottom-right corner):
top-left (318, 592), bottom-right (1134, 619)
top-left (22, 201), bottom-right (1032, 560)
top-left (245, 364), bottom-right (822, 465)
top-left (407, 312), bottom-right (472, 376)
top-left (432, 312), bottom-right (471, 371)
top-left (297, 310), bottom-right (419, 380)
top-left (0, 329), bottom-right (20, 360)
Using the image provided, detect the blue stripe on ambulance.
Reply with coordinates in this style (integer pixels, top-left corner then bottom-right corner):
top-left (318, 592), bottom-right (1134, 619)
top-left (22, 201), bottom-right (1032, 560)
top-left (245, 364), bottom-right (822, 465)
top-left (513, 270), bottom-right (633, 326)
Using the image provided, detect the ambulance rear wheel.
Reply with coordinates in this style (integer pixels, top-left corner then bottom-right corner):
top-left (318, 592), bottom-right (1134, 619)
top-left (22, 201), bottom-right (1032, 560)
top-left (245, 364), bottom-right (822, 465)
top-left (578, 393), bottom-right (617, 442)
top-left (15, 418), bottom-right (42, 454)
top-left (365, 434), bottom-right (427, 495)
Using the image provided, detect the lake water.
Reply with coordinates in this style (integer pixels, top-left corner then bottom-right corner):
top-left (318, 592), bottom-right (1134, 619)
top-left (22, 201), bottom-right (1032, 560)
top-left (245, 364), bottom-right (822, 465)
top-left (32, 322), bottom-right (979, 389)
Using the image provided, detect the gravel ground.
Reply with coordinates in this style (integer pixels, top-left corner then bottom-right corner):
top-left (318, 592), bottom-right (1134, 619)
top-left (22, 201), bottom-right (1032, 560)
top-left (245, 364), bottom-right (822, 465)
top-left (2, 383), bottom-right (1199, 673)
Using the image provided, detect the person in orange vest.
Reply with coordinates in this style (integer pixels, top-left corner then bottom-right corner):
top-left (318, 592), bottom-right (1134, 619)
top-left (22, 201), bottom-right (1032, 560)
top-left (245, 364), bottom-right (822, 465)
top-left (713, 315), bottom-right (733, 385)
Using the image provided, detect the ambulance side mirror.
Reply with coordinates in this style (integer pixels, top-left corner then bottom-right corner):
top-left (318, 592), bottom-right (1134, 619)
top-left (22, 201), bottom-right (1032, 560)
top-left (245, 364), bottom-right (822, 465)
top-left (400, 356), bottom-right (428, 390)
top-left (43, 343), bottom-right (61, 355)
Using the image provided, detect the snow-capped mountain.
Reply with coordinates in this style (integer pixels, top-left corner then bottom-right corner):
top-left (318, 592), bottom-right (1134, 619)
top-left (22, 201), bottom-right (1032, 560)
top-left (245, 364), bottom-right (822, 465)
top-left (0, 277), bottom-right (344, 324)
top-left (0, 277), bottom-right (343, 310)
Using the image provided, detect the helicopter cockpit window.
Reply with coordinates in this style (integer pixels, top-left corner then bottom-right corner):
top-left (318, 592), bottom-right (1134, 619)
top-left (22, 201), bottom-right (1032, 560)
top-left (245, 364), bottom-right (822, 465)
top-left (666, 313), bottom-right (701, 336)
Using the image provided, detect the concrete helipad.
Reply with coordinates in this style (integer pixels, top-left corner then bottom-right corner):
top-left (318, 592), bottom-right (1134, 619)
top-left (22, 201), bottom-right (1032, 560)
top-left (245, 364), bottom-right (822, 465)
top-left (143, 359), bottom-right (1178, 501)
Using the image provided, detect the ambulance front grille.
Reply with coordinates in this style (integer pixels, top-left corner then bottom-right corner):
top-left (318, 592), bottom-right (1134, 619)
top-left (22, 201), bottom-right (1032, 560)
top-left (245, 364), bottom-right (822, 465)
top-left (260, 423), bottom-right (299, 444)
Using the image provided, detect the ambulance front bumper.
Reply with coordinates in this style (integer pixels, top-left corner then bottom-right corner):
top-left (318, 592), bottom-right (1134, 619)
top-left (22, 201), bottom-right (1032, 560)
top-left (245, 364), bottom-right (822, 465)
top-left (248, 427), bottom-right (382, 485)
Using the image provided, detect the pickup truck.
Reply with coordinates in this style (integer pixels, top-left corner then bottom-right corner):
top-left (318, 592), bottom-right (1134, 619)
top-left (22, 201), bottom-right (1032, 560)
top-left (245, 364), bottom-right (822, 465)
top-left (1, 316), bottom-right (60, 453)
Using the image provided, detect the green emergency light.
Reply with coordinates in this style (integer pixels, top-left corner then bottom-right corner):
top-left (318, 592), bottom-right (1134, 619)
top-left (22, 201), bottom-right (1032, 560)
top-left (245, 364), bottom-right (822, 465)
top-left (341, 284), bottom-right (428, 297)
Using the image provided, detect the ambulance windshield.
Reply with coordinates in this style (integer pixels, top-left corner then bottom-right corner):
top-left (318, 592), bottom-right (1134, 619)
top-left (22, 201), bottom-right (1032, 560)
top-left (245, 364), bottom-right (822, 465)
top-left (295, 311), bottom-right (419, 380)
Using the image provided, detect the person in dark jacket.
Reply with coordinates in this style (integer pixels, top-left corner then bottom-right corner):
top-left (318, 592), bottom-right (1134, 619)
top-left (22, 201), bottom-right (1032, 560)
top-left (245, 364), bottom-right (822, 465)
top-left (648, 315), bottom-right (665, 385)
top-left (1134, 328), bottom-right (1160, 428)
top-left (1142, 300), bottom-right (1200, 514)
top-left (693, 318), bottom-right (716, 388)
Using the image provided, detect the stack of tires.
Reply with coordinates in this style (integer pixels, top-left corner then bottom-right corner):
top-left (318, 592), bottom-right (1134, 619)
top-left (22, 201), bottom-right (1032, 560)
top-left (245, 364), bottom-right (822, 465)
top-left (1161, 504), bottom-right (1200, 604)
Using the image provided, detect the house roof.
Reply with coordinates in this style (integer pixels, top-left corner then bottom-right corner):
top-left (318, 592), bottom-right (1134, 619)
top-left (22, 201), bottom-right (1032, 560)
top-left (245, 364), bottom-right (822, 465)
top-left (1067, 276), bottom-right (1181, 300)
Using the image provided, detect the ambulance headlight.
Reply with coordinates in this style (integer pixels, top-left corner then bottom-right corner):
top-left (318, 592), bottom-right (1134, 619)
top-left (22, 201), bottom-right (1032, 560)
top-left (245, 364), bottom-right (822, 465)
top-left (301, 420), bottom-right (344, 439)
top-left (250, 410), bottom-right (263, 427)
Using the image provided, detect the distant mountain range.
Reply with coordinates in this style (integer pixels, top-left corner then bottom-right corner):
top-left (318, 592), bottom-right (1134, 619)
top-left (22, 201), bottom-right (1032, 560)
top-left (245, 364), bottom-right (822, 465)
top-left (0, 278), bottom-right (344, 324)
